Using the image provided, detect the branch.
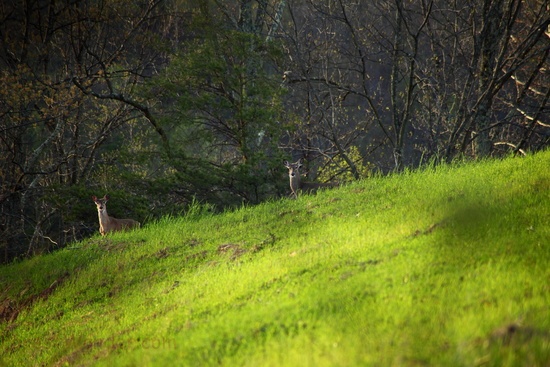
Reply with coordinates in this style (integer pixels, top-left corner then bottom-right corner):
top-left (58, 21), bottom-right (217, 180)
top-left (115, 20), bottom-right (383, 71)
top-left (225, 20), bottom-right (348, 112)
top-left (515, 85), bottom-right (550, 152)
top-left (72, 77), bottom-right (171, 156)
top-left (284, 74), bottom-right (392, 144)
top-left (25, 119), bottom-right (64, 173)
top-left (266, 0), bottom-right (286, 42)
top-left (494, 142), bottom-right (526, 156)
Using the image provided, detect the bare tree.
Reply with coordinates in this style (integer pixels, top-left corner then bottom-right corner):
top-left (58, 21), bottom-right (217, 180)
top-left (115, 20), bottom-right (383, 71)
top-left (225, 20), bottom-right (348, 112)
top-left (279, 0), bottom-right (549, 172)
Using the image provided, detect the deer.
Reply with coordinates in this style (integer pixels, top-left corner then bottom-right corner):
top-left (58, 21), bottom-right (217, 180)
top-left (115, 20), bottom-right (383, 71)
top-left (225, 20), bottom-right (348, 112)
top-left (284, 159), bottom-right (338, 198)
top-left (92, 195), bottom-right (140, 236)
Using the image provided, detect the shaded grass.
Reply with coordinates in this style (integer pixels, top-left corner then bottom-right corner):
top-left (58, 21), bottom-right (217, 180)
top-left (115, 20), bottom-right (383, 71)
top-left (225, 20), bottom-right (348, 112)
top-left (1, 151), bottom-right (549, 366)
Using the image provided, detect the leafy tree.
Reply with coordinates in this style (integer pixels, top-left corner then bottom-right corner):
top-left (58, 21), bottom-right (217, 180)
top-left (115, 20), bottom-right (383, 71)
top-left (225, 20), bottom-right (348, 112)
top-left (148, 4), bottom-right (288, 206)
top-left (318, 146), bottom-right (374, 183)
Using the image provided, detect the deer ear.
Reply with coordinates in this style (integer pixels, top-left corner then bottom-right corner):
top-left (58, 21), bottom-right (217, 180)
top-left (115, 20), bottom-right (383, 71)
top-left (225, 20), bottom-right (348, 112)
top-left (104, 195), bottom-right (110, 201)
top-left (283, 160), bottom-right (289, 166)
top-left (92, 196), bottom-right (97, 201)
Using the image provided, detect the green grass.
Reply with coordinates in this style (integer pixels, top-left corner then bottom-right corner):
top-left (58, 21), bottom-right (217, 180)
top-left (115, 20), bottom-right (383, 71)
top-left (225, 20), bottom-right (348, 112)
top-left (1, 152), bottom-right (549, 367)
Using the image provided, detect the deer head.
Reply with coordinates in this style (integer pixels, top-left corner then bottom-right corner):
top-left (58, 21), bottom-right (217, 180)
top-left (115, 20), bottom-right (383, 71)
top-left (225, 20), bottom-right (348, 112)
top-left (92, 195), bottom-right (110, 213)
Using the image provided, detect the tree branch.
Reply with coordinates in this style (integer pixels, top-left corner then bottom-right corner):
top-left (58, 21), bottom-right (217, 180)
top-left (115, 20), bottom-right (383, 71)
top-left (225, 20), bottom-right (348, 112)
top-left (72, 77), bottom-right (171, 156)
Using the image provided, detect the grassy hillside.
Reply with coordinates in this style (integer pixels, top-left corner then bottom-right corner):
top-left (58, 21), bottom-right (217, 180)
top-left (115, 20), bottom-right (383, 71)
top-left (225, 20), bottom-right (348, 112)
top-left (1, 152), bottom-right (549, 367)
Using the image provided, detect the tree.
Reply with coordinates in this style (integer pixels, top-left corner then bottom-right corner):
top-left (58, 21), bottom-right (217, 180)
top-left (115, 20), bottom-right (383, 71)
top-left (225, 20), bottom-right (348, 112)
top-left (279, 0), bottom-right (549, 172)
top-left (144, 1), bottom-right (289, 205)
top-left (0, 0), bottom-right (180, 261)
top-left (280, 0), bottom-right (382, 177)
top-left (442, 0), bottom-right (550, 158)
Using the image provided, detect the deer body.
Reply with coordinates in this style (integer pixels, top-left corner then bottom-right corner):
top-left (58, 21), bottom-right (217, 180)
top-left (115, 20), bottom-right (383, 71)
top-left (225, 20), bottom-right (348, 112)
top-left (92, 195), bottom-right (140, 235)
top-left (284, 160), bottom-right (337, 198)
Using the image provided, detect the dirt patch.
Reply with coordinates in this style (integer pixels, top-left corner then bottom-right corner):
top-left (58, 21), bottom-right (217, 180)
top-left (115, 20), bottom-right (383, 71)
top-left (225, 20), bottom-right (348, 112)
top-left (218, 244), bottom-right (247, 260)
top-left (489, 323), bottom-right (550, 345)
top-left (218, 235), bottom-right (276, 261)
top-left (0, 298), bottom-right (17, 323)
top-left (155, 247), bottom-right (170, 259)
top-left (252, 233), bottom-right (276, 252)
top-left (1, 272), bottom-right (70, 323)
top-left (185, 250), bottom-right (208, 262)
top-left (410, 221), bottom-right (446, 238)
top-left (53, 340), bottom-right (103, 367)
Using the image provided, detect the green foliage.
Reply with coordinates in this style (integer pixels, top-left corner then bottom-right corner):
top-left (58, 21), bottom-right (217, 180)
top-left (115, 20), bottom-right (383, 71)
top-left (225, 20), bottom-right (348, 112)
top-left (143, 25), bottom-right (287, 207)
top-left (157, 29), bottom-right (285, 161)
top-left (318, 146), bottom-right (374, 182)
top-left (1, 151), bottom-right (549, 366)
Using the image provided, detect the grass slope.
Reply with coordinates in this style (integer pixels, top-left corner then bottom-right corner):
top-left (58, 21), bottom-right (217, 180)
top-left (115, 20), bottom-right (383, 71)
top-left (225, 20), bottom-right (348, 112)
top-left (1, 152), bottom-right (549, 367)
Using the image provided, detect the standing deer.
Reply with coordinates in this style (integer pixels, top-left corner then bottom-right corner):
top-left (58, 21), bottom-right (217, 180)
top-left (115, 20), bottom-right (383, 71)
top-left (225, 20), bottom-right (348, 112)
top-left (284, 159), bottom-right (338, 198)
top-left (92, 195), bottom-right (140, 235)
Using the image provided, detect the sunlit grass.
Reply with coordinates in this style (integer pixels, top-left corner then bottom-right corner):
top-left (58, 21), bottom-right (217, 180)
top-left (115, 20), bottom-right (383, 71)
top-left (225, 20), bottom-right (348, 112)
top-left (1, 151), bottom-right (549, 366)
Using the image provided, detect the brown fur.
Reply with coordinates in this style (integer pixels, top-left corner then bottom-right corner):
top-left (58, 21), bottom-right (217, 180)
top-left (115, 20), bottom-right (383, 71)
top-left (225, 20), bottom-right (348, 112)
top-left (92, 195), bottom-right (140, 235)
top-left (284, 159), bottom-right (338, 198)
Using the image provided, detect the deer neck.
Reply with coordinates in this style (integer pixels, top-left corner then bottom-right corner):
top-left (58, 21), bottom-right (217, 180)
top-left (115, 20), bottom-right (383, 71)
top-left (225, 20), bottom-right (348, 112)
top-left (97, 208), bottom-right (111, 226)
top-left (290, 172), bottom-right (301, 192)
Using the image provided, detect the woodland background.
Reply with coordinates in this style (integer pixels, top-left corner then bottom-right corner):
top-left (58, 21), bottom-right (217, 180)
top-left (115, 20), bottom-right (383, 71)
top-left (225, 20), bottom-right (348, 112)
top-left (0, 0), bottom-right (548, 262)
